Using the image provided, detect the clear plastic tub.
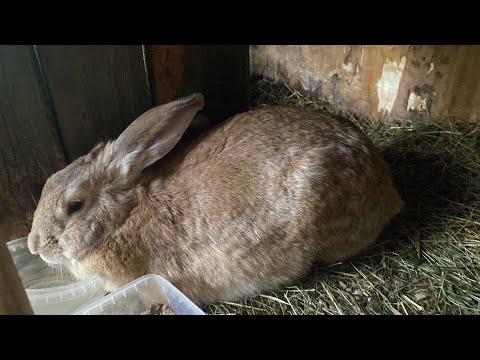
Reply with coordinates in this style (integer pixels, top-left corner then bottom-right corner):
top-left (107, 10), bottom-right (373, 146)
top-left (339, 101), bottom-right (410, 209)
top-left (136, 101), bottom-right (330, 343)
top-left (7, 237), bottom-right (107, 315)
top-left (74, 274), bottom-right (206, 315)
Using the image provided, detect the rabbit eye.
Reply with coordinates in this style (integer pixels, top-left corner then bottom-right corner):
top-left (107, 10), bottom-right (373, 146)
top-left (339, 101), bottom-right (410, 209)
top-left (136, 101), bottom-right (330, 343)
top-left (68, 200), bottom-right (83, 215)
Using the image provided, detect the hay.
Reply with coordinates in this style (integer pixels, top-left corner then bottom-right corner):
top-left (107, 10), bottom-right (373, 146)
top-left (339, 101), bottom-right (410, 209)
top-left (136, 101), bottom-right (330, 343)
top-left (203, 78), bottom-right (480, 315)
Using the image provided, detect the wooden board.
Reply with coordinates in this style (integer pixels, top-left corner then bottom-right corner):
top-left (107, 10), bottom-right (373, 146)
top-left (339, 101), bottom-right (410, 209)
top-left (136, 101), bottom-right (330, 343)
top-left (0, 240), bottom-right (33, 314)
top-left (147, 45), bottom-right (250, 124)
top-left (0, 45), bottom-right (66, 243)
top-left (36, 45), bottom-right (152, 162)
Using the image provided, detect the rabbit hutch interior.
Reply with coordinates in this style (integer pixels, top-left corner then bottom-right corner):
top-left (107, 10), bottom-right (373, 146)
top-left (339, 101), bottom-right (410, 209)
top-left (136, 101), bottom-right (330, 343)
top-left (0, 45), bottom-right (479, 315)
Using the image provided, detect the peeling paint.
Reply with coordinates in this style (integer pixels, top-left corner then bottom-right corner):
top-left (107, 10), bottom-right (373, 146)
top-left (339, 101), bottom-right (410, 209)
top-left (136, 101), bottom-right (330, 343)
top-left (293, 68), bottom-right (322, 93)
top-left (377, 56), bottom-right (407, 114)
top-left (250, 45), bottom-right (480, 122)
top-left (342, 62), bottom-right (355, 74)
top-left (407, 92), bottom-right (427, 111)
top-left (427, 62), bottom-right (435, 75)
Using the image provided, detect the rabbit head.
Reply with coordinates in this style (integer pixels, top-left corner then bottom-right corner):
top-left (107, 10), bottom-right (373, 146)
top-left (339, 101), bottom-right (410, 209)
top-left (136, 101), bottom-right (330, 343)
top-left (27, 93), bottom-right (204, 269)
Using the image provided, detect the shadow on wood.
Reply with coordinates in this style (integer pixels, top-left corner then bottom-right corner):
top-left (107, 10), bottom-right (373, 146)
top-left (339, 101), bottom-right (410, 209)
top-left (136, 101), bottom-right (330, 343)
top-left (0, 45), bottom-right (66, 243)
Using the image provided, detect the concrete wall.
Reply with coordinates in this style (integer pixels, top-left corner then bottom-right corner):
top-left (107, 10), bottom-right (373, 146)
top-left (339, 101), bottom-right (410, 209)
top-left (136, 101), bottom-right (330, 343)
top-left (250, 45), bottom-right (480, 122)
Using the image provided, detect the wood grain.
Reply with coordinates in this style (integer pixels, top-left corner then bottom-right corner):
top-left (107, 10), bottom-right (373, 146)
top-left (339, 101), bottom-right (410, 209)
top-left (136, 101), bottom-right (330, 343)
top-left (36, 45), bottom-right (152, 162)
top-left (147, 45), bottom-right (250, 124)
top-left (0, 240), bottom-right (33, 314)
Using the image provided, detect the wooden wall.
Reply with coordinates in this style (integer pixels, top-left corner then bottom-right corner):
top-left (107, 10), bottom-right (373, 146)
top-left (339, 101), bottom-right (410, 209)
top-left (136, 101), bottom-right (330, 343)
top-left (0, 45), bottom-right (249, 243)
top-left (250, 45), bottom-right (480, 122)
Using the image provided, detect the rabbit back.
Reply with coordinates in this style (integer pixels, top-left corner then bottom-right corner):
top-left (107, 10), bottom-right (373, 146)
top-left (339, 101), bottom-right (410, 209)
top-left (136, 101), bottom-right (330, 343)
top-left (132, 106), bottom-right (403, 301)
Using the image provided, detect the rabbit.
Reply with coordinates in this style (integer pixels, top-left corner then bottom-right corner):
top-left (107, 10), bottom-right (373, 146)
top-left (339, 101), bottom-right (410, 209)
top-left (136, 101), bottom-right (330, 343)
top-left (27, 93), bottom-right (403, 304)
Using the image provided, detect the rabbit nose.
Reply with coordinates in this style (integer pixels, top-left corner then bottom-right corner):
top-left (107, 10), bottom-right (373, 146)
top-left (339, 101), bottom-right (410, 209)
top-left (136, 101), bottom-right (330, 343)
top-left (27, 232), bottom-right (40, 254)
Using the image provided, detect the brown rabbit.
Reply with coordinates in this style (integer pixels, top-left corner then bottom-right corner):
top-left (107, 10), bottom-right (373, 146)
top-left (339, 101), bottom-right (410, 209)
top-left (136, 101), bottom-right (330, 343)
top-left (27, 93), bottom-right (403, 304)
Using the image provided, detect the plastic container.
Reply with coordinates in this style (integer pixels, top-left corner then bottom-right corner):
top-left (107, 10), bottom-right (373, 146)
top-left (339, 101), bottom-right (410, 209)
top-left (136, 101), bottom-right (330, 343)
top-left (74, 274), bottom-right (205, 315)
top-left (7, 237), bottom-right (107, 315)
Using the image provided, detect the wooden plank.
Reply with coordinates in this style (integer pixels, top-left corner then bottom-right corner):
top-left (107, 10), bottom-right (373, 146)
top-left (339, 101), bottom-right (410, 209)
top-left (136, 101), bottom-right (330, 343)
top-left (147, 45), bottom-right (250, 125)
top-left (183, 45), bottom-right (250, 123)
top-left (36, 45), bottom-right (152, 162)
top-left (0, 45), bottom-right (66, 243)
top-left (147, 45), bottom-right (185, 105)
top-left (0, 240), bottom-right (33, 314)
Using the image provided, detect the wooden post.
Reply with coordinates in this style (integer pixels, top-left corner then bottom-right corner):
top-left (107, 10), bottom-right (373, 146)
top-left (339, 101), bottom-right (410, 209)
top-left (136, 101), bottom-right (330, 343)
top-left (0, 240), bottom-right (33, 314)
top-left (146, 45), bottom-right (250, 124)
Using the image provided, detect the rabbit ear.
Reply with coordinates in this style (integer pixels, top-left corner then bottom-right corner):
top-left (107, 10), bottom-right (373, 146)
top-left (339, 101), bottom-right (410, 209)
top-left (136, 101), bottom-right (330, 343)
top-left (111, 93), bottom-right (204, 179)
top-left (85, 142), bottom-right (106, 162)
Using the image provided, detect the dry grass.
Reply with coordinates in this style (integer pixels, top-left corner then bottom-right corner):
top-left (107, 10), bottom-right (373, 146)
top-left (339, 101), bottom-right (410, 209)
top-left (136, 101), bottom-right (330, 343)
top-left (203, 78), bottom-right (480, 315)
